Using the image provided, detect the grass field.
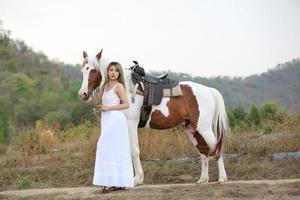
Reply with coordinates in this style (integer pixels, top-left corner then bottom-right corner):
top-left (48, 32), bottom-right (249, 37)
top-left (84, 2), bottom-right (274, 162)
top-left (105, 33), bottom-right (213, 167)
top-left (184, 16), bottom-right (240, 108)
top-left (0, 116), bottom-right (299, 191)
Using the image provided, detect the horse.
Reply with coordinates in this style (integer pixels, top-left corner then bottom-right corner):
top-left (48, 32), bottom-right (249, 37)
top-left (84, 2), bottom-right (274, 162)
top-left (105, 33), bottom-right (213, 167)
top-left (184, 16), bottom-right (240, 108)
top-left (78, 50), bottom-right (229, 185)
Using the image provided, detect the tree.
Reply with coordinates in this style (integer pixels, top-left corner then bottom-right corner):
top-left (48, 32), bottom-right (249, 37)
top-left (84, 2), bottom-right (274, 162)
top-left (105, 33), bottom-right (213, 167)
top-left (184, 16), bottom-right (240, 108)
top-left (0, 20), bottom-right (11, 46)
top-left (248, 104), bottom-right (261, 126)
top-left (261, 102), bottom-right (278, 121)
top-left (2, 73), bottom-right (35, 103)
top-left (0, 103), bottom-right (10, 143)
top-left (226, 107), bottom-right (247, 129)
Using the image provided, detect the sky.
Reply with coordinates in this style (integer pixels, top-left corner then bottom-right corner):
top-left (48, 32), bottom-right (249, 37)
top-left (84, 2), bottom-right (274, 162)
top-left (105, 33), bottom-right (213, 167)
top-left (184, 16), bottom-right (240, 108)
top-left (0, 0), bottom-right (300, 77)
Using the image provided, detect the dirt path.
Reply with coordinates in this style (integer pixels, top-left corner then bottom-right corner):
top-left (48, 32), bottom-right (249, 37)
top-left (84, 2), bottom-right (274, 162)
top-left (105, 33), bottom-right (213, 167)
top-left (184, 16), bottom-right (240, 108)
top-left (0, 179), bottom-right (299, 200)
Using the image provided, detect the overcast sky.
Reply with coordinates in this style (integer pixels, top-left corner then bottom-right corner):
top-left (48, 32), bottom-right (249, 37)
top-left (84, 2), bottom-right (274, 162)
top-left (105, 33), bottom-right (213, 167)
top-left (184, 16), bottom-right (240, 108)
top-left (1, 0), bottom-right (299, 77)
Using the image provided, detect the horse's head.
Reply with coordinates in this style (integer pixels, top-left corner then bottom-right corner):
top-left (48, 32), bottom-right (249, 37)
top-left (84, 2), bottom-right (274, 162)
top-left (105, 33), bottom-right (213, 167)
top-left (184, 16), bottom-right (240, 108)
top-left (78, 50), bottom-right (104, 101)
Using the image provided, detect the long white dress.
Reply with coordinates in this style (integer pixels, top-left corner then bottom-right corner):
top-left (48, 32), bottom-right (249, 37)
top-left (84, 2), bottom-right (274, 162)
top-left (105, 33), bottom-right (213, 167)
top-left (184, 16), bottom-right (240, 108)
top-left (92, 83), bottom-right (134, 187)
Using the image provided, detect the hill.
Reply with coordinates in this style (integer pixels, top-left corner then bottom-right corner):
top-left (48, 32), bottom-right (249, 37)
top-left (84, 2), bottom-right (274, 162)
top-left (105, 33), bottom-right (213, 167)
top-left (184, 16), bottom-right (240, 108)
top-left (0, 22), bottom-right (299, 142)
top-left (150, 59), bottom-right (300, 112)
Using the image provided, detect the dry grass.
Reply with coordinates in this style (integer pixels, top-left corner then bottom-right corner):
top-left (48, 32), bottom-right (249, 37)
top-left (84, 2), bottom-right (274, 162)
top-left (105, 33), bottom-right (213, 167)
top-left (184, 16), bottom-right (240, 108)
top-left (139, 127), bottom-right (197, 160)
top-left (225, 117), bottom-right (300, 156)
top-left (8, 115), bottom-right (300, 162)
top-left (0, 144), bottom-right (8, 155)
top-left (0, 116), bottom-right (299, 191)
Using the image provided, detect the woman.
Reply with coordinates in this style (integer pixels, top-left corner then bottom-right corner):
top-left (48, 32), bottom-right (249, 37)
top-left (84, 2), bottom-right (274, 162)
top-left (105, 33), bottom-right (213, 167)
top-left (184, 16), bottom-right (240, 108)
top-left (93, 62), bottom-right (134, 193)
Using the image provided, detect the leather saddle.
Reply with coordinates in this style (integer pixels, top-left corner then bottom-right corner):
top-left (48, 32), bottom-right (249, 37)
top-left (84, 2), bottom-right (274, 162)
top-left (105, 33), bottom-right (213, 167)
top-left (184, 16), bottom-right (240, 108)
top-left (129, 61), bottom-right (180, 127)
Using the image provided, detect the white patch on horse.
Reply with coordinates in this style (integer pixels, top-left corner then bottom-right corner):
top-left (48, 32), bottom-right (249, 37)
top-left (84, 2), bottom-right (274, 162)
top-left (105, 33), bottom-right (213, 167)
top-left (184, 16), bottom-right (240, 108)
top-left (145, 97), bottom-right (170, 128)
top-left (184, 123), bottom-right (198, 146)
top-left (78, 60), bottom-right (95, 97)
top-left (186, 131), bottom-right (197, 146)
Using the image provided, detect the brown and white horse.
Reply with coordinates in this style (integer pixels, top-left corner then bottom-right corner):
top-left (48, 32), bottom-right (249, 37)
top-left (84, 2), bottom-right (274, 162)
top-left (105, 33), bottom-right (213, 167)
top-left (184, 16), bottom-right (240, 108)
top-left (78, 50), bottom-right (229, 185)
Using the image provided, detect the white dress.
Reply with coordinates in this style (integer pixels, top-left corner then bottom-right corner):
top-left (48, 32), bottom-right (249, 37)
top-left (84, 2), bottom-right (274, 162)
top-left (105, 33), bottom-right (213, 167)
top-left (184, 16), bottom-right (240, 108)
top-left (92, 83), bottom-right (134, 187)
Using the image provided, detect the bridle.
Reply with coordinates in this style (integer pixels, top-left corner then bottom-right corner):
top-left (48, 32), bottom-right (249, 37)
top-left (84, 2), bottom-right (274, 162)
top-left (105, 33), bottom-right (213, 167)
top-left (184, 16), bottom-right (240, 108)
top-left (86, 69), bottom-right (101, 99)
top-left (81, 65), bottom-right (101, 100)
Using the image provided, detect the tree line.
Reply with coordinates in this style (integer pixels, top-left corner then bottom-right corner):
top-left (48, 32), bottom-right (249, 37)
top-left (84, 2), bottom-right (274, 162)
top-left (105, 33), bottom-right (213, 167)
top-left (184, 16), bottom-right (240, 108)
top-left (0, 21), bottom-right (299, 144)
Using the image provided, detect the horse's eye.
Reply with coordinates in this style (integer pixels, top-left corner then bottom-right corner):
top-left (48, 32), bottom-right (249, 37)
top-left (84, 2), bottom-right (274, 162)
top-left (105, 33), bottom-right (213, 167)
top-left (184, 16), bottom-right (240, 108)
top-left (86, 67), bottom-right (89, 70)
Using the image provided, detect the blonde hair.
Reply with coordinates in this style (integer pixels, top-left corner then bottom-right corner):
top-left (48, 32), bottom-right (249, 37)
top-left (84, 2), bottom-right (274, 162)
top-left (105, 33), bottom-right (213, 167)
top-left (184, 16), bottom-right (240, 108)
top-left (104, 62), bottom-right (126, 89)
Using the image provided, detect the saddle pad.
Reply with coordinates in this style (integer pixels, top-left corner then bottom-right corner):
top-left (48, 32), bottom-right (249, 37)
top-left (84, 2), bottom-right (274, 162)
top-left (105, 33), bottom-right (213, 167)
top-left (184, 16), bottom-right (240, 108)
top-left (129, 73), bottom-right (183, 97)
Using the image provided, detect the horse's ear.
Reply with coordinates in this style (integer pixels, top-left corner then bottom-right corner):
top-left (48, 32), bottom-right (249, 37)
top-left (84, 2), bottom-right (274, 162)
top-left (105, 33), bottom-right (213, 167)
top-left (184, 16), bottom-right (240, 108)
top-left (96, 49), bottom-right (103, 61)
top-left (83, 51), bottom-right (88, 59)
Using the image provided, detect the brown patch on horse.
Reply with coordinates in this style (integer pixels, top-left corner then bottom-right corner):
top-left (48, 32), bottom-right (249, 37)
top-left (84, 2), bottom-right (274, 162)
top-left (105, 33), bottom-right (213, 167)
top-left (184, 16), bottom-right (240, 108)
top-left (190, 117), bottom-right (224, 159)
top-left (149, 85), bottom-right (199, 129)
top-left (149, 84), bottom-right (199, 129)
top-left (185, 122), bottom-right (210, 156)
top-left (176, 85), bottom-right (210, 156)
top-left (194, 130), bottom-right (210, 156)
top-left (180, 84), bottom-right (200, 127)
top-left (148, 86), bottom-right (187, 129)
top-left (88, 69), bottom-right (102, 91)
top-left (149, 84), bottom-right (210, 155)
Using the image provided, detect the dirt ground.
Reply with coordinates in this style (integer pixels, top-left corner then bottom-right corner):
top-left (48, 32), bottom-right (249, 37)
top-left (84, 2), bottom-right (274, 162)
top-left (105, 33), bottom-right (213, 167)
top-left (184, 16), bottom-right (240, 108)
top-left (0, 179), bottom-right (299, 200)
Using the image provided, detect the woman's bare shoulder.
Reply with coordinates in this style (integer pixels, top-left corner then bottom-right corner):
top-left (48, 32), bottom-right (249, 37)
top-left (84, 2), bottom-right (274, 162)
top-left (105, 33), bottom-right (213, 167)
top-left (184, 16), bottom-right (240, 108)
top-left (116, 83), bottom-right (125, 90)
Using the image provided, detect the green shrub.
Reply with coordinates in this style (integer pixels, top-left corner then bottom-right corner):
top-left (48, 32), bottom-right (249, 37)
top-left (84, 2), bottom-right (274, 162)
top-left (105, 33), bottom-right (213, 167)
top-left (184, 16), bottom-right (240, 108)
top-left (261, 102), bottom-right (279, 121)
top-left (63, 121), bottom-right (94, 139)
top-left (261, 121), bottom-right (275, 135)
top-left (44, 110), bottom-right (72, 129)
top-left (70, 102), bottom-right (97, 125)
top-left (0, 106), bottom-right (10, 144)
top-left (16, 175), bottom-right (32, 189)
top-left (248, 104), bottom-right (261, 126)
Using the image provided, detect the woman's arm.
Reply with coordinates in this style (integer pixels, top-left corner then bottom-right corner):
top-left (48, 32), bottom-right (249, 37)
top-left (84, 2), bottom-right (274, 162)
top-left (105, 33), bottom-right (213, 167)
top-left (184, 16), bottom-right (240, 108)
top-left (100, 83), bottom-right (129, 111)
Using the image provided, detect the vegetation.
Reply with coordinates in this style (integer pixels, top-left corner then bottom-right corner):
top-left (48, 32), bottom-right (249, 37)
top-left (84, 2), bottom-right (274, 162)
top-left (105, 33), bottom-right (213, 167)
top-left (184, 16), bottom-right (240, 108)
top-left (16, 175), bottom-right (33, 189)
top-left (0, 21), bottom-right (299, 191)
top-left (150, 60), bottom-right (300, 112)
top-left (1, 21), bottom-right (299, 144)
top-left (0, 22), bottom-right (95, 144)
top-left (0, 113), bottom-right (299, 191)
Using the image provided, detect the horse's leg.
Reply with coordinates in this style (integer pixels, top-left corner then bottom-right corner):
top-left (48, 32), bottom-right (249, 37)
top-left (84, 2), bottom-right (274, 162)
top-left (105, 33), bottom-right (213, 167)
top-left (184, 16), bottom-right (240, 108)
top-left (184, 125), bottom-right (210, 183)
top-left (198, 128), bottom-right (227, 183)
top-left (127, 119), bottom-right (144, 185)
top-left (198, 153), bottom-right (227, 183)
top-left (195, 128), bottom-right (217, 183)
top-left (217, 154), bottom-right (227, 182)
top-left (198, 154), bottom-right (209, 183)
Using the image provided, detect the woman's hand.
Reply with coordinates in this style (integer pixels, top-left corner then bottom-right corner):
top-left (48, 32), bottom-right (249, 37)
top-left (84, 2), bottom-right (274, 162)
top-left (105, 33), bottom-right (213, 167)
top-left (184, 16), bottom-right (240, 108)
top-left (98, 104), bottom-right (110, 112)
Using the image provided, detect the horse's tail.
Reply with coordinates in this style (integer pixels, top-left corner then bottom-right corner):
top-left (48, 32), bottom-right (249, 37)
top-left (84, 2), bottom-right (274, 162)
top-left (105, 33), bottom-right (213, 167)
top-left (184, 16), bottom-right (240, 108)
top-left (210, 88), bottom-right (229, 160)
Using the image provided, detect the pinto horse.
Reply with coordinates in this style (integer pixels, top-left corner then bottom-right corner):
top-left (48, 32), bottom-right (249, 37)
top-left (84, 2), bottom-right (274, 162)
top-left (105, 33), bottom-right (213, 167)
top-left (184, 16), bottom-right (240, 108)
top-left (78, 50), bottom-right (229, 185)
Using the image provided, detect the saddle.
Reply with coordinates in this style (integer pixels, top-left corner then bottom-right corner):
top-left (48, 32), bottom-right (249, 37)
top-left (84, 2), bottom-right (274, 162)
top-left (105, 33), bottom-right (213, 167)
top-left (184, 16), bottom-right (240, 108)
top-left (129, 61), bottom-right (182, 127)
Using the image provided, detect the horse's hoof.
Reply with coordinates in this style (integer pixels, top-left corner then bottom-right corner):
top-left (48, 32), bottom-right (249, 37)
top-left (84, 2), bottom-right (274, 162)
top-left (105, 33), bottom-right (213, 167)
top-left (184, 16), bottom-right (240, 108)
top-left (134, 177), bottom-right (144, 186)
top-left (218, 177), bottom-right (227, 183)
top-left (134, 182), bottom-right (143, 186)
top-left (197, 178), bottom-right (209, 184)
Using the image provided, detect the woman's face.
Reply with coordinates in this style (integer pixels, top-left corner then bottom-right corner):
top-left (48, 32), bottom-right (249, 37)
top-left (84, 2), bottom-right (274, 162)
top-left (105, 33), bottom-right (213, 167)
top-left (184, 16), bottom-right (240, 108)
top-left (108, 65), bottom-right (120, 81)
